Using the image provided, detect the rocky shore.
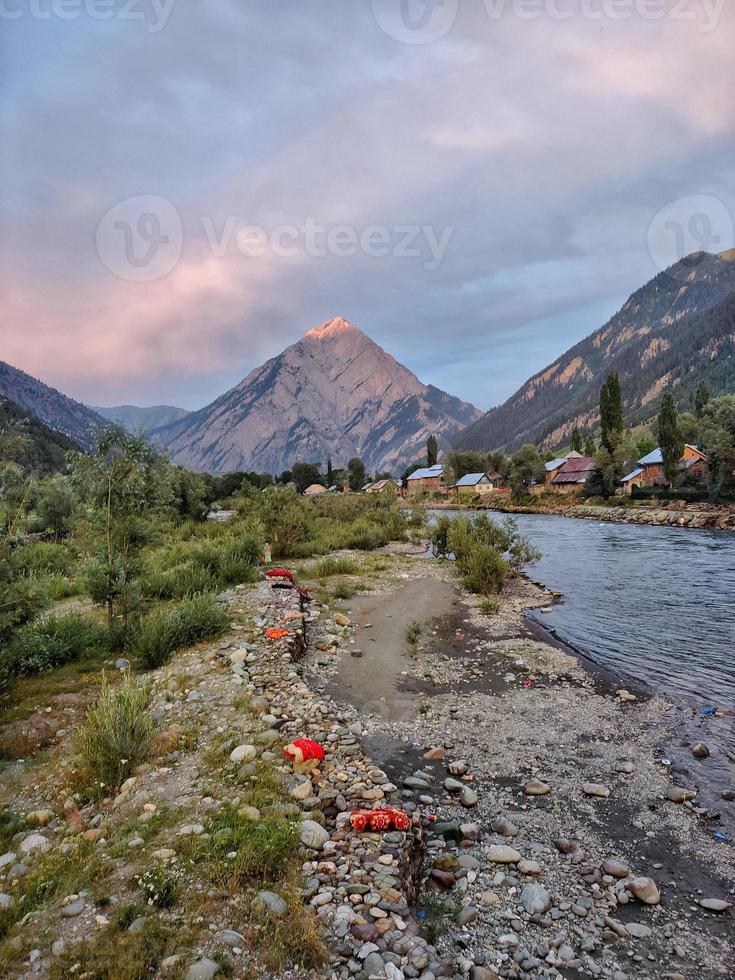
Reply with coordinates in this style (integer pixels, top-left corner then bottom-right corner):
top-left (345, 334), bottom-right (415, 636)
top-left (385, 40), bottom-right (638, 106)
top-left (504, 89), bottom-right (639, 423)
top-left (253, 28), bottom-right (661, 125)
top-left (428, 500), bottom-right (735, 532)
top-left (1, 550), bottom-right (732, 978)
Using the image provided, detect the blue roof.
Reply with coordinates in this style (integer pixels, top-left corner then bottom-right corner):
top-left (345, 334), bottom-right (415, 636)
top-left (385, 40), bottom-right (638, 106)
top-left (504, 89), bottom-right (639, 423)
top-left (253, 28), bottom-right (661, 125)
top-left (638, 448), bottom-right (663, 465)
top-left (545, 457), bottom-right (567, 472)
top-left (455, 472), bottom-right (488, 487)
top-left (407, 464), bottom-right (444, 481)
top-left (621, 467), bottom-right (643, 483)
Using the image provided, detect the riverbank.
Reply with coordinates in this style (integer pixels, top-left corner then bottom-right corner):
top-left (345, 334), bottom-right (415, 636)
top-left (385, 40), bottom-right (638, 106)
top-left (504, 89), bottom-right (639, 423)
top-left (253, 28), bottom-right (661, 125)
top-left (305, 549), bottom-right (734, 978)
top-left (428, 499), bottom-right (735, 531)
top-left (1, 551), bottom-right (732, 978)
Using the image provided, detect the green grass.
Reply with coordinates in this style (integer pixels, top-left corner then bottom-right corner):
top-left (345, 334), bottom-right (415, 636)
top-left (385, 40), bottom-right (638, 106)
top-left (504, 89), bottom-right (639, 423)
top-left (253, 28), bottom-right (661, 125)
top-left (0, 838), bottom-right (110, 942)
top-left (46, 918), bottom-right (181, 980)
top-left (0, 807), bottom-right (26, 853)
top-left (179, 803), bottom-right (299, 889)
top-left (312, 555), bottom-right (360, 578)
top-left (479, 597), bottom-right (502, 616)
top-left (330, 578), bottom-right (357, 600)
top-left (78, 673), bottom-right (153, 790)
top-left (134, 593), bottom-right (230, 669)
top-left (405, 620), bottom-right (423, 646)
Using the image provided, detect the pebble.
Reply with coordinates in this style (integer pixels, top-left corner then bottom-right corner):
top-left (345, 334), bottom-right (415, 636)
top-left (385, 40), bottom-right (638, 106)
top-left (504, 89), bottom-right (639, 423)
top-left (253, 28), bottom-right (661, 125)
top-left (230, 744), bottom-right (257, 763)
top-left (625, 922), bottom-right (652, 939)
top-left (666, 786), bottom-right (696, 803)
top-left (61, 898), bottom-right (85, 918)
top-left (300, 820), bottom-right (329, 850)
top-left (255, 891), bottom-right (288, 916)
top-left (186, 959), bottom-right (220, 980)
top-left (698, 898), bottom-right (732, 912)
top-left (19, 834), bottom-right (51, 856)
top-left (519, 883), bottom-right (551, 914)
top-left (488, 845), bottom-right (522, 864)
top-left (692, 743), bottom-right (710, 759)
top-left (524, 778), bottom-right (551, 796)
top-left (583, 782), bottom-right (610, 798)
top-left (629, 877), bottom-right (661, 905)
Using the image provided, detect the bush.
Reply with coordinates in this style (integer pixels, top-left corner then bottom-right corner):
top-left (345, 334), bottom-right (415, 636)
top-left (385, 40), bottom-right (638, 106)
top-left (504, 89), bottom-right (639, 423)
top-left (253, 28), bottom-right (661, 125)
top-left (312, 556), bottom-right (359, 578)
top-left (134, 594), bottom-right (230, 669)
top-left (4, 613), bottom-right (110, 678)
top-left (459, 543), bottom-right (508, 595)
top-left (79, 674), bottom-right (153, 788)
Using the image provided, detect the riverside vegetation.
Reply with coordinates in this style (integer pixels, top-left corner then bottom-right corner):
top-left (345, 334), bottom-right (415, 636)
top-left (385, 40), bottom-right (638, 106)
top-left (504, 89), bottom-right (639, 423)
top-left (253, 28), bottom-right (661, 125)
top-left (1, 428), bottom-right (732, 979)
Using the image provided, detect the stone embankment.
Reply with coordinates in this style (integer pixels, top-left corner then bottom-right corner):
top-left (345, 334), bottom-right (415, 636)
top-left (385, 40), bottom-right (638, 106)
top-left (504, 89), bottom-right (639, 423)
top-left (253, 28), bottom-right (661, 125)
top-left (430, 499), bottom-right (735, 531)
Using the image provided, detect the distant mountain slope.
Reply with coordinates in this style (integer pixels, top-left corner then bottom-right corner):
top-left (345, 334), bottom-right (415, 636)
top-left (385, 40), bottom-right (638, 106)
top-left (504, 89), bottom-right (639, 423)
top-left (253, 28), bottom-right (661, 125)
top-left (0, 396), bottom-right (80, 474)
top-left (0, 360), bottom-right (103, 450)
top-left (93, 404), bottom-right (189, 434)
top-left (155, 317), bottom-right (482, 474)
top-left (459, 250), bottom-right (735, 453)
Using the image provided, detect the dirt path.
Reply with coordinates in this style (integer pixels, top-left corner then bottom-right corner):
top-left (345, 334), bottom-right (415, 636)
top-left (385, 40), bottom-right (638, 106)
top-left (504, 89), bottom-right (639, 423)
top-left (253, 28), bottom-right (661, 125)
top-left (327, 577), bottom-right (460, 721)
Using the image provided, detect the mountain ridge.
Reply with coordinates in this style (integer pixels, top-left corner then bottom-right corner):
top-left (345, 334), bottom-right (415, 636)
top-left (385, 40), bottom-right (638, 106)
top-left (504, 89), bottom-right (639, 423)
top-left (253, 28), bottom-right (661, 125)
top-left (93, 404), bottom-right (190, 434)
top-left (0, 360), bottom-right (104, 450)
top-left (155, 317), bottom-right (482, 474)
top-left (458, 250), bottom-right (735, 453)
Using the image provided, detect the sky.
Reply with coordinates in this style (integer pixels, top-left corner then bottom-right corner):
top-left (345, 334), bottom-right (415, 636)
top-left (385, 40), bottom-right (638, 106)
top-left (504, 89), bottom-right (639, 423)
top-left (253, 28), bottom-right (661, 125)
top-left (2, 0), bottom-right (734, 413)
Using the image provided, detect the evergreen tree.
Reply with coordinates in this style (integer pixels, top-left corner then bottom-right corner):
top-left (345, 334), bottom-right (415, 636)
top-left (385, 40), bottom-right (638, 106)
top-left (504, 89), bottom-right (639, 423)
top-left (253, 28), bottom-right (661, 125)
top-left (570, 427), bottom-right (583, 453)
top-left (695, 382), bottom-right (710, 418)
top-left (584, 435), bottom-right (596, 456)
top-left (426, 434), bottom-right (438, 467)
top-left (658, 392), bottom-right (683, 484)
top-left (347, 457), bottom-right (367, 492)
top-left (327, 458), bottom-right (333, 487)
top-left (600, 373), bottom-right (624, 453)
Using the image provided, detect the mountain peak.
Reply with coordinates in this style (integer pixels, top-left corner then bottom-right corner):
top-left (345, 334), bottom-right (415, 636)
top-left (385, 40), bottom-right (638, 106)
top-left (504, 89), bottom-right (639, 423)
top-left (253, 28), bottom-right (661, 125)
top-left (304, 316), bottom-right (361, 340)
top-left (156, 317), bottom-right (481, 474)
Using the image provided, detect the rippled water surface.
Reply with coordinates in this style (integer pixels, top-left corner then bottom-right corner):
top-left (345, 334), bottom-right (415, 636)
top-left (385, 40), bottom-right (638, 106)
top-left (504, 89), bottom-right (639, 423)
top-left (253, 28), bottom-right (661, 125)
top-left (441, 512), bottom-right (735, 708)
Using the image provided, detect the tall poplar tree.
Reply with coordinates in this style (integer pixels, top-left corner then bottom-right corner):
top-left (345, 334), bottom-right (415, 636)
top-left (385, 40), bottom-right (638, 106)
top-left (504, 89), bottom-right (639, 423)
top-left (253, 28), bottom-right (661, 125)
top-left (658, 392), bottom-right (683, 484)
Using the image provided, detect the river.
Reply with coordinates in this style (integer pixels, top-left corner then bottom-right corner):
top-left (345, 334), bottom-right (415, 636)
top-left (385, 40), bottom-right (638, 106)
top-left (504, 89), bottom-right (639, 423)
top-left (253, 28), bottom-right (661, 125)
top-left (428, 510), bottom-right (735, 824)
top-left (434, 510), bottom-right (735, 710)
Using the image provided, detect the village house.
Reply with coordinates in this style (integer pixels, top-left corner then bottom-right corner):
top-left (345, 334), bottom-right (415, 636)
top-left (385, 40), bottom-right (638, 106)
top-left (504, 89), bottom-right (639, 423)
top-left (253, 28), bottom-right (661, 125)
top-left (365, 479), bottom-right (399, 494)
top-left (620, 445), bottom-right (708, 494)
top-left (452, 472), bottom-right (497, 496)
top-left (406, 464), bottom-right (444, 494)
top-left (303, 483), bottom-right (327, 497)
top-left (548, 455), bottom-right (598, 494)
top-left (530, 450), bottom-right (584, 495)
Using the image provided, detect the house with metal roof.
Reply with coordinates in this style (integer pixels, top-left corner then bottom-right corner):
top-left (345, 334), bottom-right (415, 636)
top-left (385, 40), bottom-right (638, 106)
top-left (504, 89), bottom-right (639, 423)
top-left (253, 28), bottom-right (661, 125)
top-left (621, 444), bottom-right (708, 492)
top-left (406, 464), bottom-right (444, 493)
top-left (452, 472), bottom-right (497, 495)
top-left (549, 455), bottom-right (597, 493)
top-left (365, 479), bottom-right (399, 494)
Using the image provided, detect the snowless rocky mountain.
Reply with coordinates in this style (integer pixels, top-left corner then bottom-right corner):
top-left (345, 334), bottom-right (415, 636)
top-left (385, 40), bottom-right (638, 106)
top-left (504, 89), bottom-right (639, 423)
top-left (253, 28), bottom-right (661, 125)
top-left (155, 317), bottom-right (482, 474)
top-left (0, 359), bottom-right (103, 450)
top-left (459, 249), bottom-right (735, 453)
top-left (93, 404), bottom-right (190, 434)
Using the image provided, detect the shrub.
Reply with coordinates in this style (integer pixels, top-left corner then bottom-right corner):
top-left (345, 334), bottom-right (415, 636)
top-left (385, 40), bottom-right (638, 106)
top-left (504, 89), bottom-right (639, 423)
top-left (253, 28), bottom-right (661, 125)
top-left (479, 597), bottom-right (502, 616)
top-left (134, 593), bottom-right (230, 669)
top-left (331, 579), bottom-right (356, 600)
top-left (405, 620), bottom-right (422, 646)
top-left (4, 613), bottom-right (110, 678)
top-left (430, 516), bottom-right (452, 557)
top-left (312, 556), bottom-right (359, 578)
top-left (459, 543), bottom-right (508, 595)
top-left (79, 673), bottom-right (153, 789)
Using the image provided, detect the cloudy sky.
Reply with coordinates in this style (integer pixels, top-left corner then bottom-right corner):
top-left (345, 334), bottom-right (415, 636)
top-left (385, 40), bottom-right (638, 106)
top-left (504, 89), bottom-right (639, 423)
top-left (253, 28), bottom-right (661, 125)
top-left (2, 0), bottom-right (734, 412)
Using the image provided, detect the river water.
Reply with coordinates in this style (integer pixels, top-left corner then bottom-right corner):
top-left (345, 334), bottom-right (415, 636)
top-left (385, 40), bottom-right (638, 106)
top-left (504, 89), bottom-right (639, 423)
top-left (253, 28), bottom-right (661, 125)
top-left (435, 510), bottom-right (735, 709)
top-left (428, 510), bottom-right (735, 824)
